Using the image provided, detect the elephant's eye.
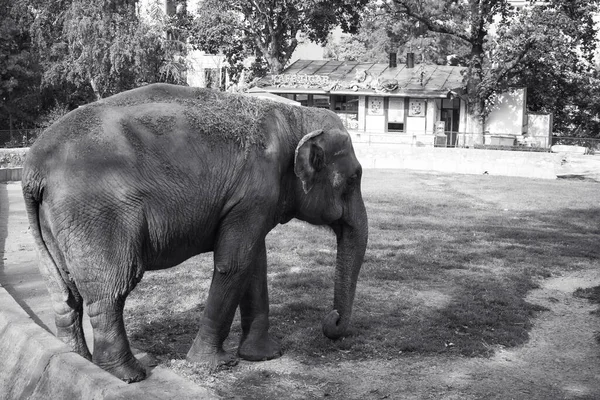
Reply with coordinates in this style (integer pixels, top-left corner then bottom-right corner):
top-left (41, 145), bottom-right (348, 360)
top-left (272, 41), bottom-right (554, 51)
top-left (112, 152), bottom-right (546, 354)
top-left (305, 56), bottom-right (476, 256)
top-left (346, 173), bottom-right (358, 187)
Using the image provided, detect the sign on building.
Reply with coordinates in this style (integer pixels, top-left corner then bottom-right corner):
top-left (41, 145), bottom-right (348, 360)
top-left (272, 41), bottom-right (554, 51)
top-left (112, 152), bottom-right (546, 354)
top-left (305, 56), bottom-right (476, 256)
top-left (408, 99), bottom-right (426, 117)
top-left (368, 97), bottom-right (384, 116)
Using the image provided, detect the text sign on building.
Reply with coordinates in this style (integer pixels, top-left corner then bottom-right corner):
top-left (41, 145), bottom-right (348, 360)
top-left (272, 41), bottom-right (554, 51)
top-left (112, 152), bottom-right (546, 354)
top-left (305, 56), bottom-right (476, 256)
top-left (273, 74), bottom-right (330, 87)
top-left (409, 99), bottom-right (426, 117)
top-left (368, 97), bottom-right (384, 116)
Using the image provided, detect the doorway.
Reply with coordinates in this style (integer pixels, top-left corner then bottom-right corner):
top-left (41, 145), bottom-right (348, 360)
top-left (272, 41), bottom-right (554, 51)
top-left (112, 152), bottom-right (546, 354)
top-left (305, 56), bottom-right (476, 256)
top-left (440, 99), bottom-right (460, 147)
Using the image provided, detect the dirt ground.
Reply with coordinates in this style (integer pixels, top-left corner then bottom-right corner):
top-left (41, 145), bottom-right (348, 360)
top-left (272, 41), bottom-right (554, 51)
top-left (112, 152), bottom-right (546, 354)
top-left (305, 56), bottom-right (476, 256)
top-left (169, 268), bottom-right (600, 400)
top-left (3, 178), bottom-right (600, 399)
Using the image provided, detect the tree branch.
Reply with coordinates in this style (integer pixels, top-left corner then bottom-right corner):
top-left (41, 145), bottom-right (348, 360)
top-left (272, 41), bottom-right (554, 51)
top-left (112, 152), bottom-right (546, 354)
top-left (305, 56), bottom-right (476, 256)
top-left (494, 39), bottom-right (534, 84)
top-left (391, 0), bottom-right (473, 44)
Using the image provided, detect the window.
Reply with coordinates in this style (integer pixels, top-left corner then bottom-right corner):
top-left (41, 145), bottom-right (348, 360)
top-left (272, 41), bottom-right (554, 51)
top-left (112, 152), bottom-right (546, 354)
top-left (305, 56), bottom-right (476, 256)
top-left (332, 95), bottom-right (359, 130)
top-left (295, 94), bottom-right (309, 106)
top-left (313, 95), bottom-right (331, 109)
top-left (388, 97), bottom-right (405, 132)
top-left (388, 123), bottom-right (405, 132)
top-left (333, 95), bottom-right (359, 113)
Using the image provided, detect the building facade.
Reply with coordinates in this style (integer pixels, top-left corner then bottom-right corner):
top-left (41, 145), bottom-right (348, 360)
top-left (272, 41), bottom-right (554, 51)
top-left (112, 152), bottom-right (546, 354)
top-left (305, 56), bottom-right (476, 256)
top-left (254, 55), bottom-right (467, 147)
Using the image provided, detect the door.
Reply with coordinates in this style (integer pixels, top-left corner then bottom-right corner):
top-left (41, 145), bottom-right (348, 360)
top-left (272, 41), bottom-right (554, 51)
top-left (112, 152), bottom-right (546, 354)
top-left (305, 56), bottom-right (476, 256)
top-left (441, 100), bottom-right (460, 147)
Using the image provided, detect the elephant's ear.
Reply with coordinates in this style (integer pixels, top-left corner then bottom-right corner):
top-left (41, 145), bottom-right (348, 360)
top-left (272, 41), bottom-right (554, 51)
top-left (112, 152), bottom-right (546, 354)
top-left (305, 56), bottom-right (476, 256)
top-left (294, 129), bottom-right (326, 193)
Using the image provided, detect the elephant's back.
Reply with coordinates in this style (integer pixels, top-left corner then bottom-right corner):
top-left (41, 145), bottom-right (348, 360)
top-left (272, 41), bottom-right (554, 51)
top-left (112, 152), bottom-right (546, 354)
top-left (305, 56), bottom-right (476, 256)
top-left (23, 83), bottom-right (290, 212)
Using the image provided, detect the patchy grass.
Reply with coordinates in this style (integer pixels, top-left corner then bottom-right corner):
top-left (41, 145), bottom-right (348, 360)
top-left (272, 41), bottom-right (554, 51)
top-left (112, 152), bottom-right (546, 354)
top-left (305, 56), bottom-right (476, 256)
top-left (124, 169), bottom-right (600, 398)
top-left (574, 286), bottom-right (600, 304)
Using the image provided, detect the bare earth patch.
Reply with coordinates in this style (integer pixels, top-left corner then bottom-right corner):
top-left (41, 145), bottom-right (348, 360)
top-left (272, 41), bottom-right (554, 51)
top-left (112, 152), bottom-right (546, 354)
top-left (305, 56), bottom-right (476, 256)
top-left (4, 169), bottom-right (600, 399)
top-left (122, 171), bottom-right (600, 399)
top-left (164, 269), bottom-right (600, 400)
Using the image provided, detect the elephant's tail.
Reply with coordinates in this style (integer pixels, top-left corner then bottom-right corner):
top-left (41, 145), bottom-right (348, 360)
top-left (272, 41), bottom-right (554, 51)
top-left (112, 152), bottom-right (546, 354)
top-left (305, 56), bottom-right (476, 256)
top-left (22, 178), bottom-right (71, 302)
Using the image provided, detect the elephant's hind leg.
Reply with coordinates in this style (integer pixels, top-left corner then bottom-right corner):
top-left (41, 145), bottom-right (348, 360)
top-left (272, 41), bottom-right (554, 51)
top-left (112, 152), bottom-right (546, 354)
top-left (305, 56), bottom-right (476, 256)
top-left (53, 284), bottom-right (92, 361)
top-left (38, 221), bottom-right (91, 360)
top-left (87, 296), bottom-right (146, 383)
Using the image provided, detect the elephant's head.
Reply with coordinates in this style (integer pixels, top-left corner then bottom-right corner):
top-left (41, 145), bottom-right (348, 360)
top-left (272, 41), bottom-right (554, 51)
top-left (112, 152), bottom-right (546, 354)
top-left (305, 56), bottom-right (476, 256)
top-left (294, 128), bottom-right (368, 340)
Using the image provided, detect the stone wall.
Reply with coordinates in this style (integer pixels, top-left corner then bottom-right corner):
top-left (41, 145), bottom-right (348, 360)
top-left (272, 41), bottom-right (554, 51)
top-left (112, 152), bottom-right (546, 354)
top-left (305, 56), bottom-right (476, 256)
top-left (0, 148), bottom-right (27, 169)
top-left (2, 145), bottom-right (599, 183)
top-left (353, 142), bottom-right (600, 181)
top-left (0, 168), bottom-right (22, 182)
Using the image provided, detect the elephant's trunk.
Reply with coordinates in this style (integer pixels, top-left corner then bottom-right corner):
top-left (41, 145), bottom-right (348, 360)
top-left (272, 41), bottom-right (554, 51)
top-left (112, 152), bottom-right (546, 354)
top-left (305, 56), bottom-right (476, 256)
top-left (322, 190), bottom-right (368, 340)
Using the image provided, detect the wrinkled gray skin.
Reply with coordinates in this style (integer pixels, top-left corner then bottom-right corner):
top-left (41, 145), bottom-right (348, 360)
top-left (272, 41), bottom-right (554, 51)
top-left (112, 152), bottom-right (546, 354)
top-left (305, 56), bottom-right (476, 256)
top-left (21, 83), bottom-right (368, 383)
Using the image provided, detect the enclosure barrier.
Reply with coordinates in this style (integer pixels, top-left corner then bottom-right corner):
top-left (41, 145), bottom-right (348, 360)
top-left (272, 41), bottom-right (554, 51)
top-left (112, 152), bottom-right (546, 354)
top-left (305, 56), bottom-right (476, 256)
top-left (0, 129), bottom-right (40, 148)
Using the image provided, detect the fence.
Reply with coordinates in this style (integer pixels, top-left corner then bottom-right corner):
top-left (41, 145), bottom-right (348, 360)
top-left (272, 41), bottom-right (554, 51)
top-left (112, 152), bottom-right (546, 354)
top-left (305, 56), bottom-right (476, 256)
top-left (0, 129), bottom-right (41, 148)
top-left (552, 137), bottom-right (600, 153)
top-left (2, 127), bottom-right (599, 154)
top-left (351, 130), bottom-right (600, 153)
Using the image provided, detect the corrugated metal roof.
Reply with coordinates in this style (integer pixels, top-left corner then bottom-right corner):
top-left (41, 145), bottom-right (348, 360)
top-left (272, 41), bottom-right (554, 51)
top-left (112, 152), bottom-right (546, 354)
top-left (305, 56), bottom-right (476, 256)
top-left (257, 59), bottom-right (467, 98)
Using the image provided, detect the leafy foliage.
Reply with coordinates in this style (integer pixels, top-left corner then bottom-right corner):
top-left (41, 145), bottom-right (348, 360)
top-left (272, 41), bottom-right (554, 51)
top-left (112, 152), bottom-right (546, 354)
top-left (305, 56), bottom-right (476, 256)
top-left (0, 0), bottom-right (40, 130)
top-left (31, 0), bottom-right (189, 101)
top-left (190, 0), bottom-right (369, 77)
top-left (0, 0), bottom-right (194, 130)
top-left (488, 2), bottom-right (600, 136)
top-left (325, 3), bottom-right (469, 65)
top-left (387, 0), bottom-right (600, 136)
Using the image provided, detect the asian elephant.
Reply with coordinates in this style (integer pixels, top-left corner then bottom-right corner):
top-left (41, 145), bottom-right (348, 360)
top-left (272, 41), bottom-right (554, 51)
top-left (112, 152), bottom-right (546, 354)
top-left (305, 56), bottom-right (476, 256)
top-left (21, 83), bottom-right (368, 383)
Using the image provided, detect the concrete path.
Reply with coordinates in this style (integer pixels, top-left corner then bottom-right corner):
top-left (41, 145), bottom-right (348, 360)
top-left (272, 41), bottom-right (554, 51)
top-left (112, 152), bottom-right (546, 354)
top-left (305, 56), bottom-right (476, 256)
top-left (0, 182), bottom-right (217, 399)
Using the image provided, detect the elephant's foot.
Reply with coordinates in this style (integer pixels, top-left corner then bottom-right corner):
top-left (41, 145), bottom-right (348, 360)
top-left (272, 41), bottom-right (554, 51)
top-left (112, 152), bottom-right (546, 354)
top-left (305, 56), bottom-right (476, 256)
top-left (98, 356), bottom-right (147, 383)
top-left (73, 342), bottom-right (93, 361)
top-left (186, 347), bottom-right (239, 371)
top-left (238, 333), bottom-right (282, 361)
top-left (58, 333), bottom-right (93, 361)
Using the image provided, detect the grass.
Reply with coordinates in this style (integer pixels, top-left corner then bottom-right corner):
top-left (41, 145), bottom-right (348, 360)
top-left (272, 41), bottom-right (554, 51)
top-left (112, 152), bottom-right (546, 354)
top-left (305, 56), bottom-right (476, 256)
top-left (123, 169), bottom-right (600, 396)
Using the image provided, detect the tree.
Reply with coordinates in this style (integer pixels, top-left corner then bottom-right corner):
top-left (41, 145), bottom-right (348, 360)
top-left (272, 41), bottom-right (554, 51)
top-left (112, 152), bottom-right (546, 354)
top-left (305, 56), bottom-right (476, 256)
top-left (0, 0), bottom-right (41, 131)
top-left (31, 0), bottom-right (189, 101)
top-left (388, 0), bottom-right (514, 121)
top-left (190, 0), bottom-right (370, 77)
top-left (324, 5), bottom-right (392, 63)
top-left (325, 3), bottom-right (469, 65)
top-left (188, 0), bottom-right (249, 84)
top-left (387, 0), bottom-right (600, 135)
top-left (487, 1), bottom-right (600, 136)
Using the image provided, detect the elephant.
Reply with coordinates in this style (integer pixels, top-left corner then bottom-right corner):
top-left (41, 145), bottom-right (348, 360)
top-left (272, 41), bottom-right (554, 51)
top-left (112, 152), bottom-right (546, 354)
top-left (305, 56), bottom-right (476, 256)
top-left (21, 83), bottom-right (368, 383)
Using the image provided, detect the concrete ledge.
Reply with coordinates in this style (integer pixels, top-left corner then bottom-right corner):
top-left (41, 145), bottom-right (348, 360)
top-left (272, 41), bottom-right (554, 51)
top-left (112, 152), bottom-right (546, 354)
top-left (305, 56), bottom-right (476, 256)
top-left (0, 284), bottom-right (127, 399)
top-left (0, 284), bottom-right (216, 399)
top-left (354, 146), bottom-right (559, 179)
top-left (0, 168), bottom-right (22, 182)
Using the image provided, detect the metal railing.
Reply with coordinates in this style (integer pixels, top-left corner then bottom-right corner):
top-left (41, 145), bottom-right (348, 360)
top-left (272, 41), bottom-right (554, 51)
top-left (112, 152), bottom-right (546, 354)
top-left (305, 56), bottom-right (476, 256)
top-left (551, 137), bottom-right (600, 153)
top-left (2, 127), bottom-right (599, 154)
top-left (350, 130), bottom-right (600, 154)
top-left (0, 129), bottom-right (41, 148)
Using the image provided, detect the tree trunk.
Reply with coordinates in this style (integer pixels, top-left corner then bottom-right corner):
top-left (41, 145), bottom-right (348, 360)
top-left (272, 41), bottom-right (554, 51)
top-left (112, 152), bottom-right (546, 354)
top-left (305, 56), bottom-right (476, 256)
top-left (90, 78), bottom-right (102, 100)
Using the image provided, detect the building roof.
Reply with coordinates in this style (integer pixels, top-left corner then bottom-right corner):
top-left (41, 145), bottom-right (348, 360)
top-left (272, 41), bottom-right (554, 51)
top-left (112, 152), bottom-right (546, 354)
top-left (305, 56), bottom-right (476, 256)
top-left (242, 91), bottom-right (301, 106)
top-left (256, 59), bottom-right (467, 98)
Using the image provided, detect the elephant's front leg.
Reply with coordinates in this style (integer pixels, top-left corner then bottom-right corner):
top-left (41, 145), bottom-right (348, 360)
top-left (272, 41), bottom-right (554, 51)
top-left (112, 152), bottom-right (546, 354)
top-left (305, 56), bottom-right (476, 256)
top-left (186, 223), bottom-right (261, 369)
top-left (238, 241), bottom-right (282, 361)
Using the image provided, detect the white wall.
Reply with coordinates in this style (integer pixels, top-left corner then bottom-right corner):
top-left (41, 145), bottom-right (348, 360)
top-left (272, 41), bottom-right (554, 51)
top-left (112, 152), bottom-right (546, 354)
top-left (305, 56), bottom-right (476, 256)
top-left (426, 99), bottom-right (438, 134)
top-left (365, 96), bottom-right (386, 132)
top-left (485, 88), bottom-right (527, 135)
top-left (358, 97), bottom-right (366, 131)
top-left (186, 50), bottom-right (226, 87)
top-left (406, 98), bottom-right (427, 134)
top-left (527, 113), bottom-right (553, 147)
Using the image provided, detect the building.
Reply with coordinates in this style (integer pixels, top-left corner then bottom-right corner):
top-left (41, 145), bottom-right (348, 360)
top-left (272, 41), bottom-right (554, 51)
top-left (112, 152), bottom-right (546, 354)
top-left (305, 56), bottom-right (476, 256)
top-left (253, 54), bottom-right (467, 147)
top-left (253, 52), bottom-right (553, 148)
